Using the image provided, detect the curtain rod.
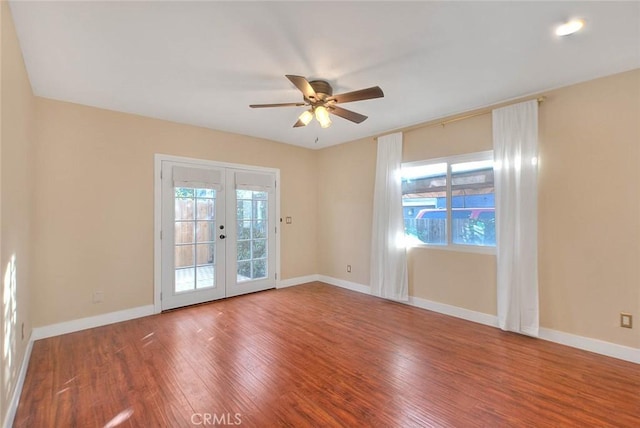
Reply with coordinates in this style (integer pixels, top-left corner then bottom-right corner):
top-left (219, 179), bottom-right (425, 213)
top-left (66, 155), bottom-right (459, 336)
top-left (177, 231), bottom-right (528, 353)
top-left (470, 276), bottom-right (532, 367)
top-left (431, 96), bottom-right (546, 128)
top-left (375, 96), bottom-right (546, 140)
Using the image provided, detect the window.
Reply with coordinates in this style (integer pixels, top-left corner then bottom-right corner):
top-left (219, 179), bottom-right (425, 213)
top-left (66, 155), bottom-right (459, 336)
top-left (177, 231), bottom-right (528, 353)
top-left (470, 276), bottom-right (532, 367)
top-left (402, 151), bottom-right (495, 249)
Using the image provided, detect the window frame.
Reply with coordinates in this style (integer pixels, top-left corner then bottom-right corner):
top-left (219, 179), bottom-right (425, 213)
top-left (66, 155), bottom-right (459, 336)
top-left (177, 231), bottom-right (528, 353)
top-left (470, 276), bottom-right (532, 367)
top-left (402, 150), bottom-right (496, 255)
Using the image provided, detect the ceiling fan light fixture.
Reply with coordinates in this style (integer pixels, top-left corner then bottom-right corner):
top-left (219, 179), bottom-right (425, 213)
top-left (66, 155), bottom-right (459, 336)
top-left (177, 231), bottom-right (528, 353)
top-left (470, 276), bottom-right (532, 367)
top-left (298, 109), bottom-right (314, 126)
top-left (555, 19), bottom-right (585, 36)
top-left (320, 116), bottom-right (332, 129)
top-left (315, 106), bottom-right (332, 128)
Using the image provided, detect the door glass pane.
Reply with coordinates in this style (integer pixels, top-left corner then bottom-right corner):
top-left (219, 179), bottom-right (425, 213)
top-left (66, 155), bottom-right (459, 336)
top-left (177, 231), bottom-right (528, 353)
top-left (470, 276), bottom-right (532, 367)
top-left (236, 189), bottom-right (269, 282)
top-left (196, 221), bottom-right (215, 242)
top-left (253, 191), bottom-right (267, 199)
top-left (176, 187), bottom-right (195, 198)
top-left (252, 259), bottom-right (266, 279)
top-left (196, 188), bottom-right (215, 198)
top-left (196, 243), bottom-right (214, 265)
top-left (174, 187), bottom-right (216, 293)
top-left (237, 241), bottom-right (250, 261)
top-left (196, 265), bottom-right (214, 289)
top-left (196, 198), bottom-right (215, 220)
top-left (236, 189), bottom-right (253, 199)
top-left (252, 220), bottom-right (266, 239)
top-left (238, 221), bottom-right (251, 239)
top-left (238, 200), bottom-right (252, 220)
top-left (254, 200), bottom-right (267, 219)
top-left (175, 267), bottom-right (195, 293)
top-left (174, 245), bottom-right (194, 268)
top-left (252, 239), bottom-right (266, 258)
top-left (175, 200), bottom-right (194, 220)
top-left (237, 261), bottom-right (251, 280)
top-left (174, 222), bottom-right (194, 244)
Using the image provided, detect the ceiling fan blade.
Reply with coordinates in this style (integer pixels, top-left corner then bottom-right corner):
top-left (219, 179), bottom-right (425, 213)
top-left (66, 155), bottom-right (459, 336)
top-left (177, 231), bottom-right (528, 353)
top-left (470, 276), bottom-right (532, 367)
top-left (293, 119), bottom-right (307, 128)
top-left (330, 86), bottom-right (384, 104)
top-left (250, 102), bottom-right (306, 108)
top-left (286, 75), bottom-right (317, 100)
top-left (329, 105), bottom-right (368, 124)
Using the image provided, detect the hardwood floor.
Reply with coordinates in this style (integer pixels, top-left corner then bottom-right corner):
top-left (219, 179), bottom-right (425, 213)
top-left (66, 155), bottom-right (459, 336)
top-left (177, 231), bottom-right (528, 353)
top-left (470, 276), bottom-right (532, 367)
top-left (14, 282), bottom-right (640, 427)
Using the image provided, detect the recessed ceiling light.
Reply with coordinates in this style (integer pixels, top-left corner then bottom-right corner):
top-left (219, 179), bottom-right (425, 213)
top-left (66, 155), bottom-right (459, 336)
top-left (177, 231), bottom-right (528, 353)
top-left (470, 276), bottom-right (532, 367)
top-left (555, 19), bottom-right (585, 36)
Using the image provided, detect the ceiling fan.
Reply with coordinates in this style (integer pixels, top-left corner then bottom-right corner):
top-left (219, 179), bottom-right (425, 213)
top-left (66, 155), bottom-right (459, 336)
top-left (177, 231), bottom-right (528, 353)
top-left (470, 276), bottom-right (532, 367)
top-left (250, 75), bottom-right (384, 128)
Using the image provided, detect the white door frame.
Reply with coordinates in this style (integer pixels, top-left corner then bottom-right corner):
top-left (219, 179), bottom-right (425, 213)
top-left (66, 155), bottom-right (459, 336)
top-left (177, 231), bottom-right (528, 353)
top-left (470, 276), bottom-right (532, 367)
top-left (153, 153), bottom-right (281, 314)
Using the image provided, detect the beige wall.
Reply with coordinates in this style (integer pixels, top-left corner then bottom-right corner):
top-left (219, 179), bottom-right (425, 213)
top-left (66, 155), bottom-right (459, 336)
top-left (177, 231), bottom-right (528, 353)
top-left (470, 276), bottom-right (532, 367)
top-left (32, 98), bottom-right (318, 327)
top-left (317, 137), bottom-right (376, 284)
top-left (538, 69), bottom-right (639, 348)
top-left (318, 69), bottom-right (640, 349)
top-left (0, 0), bottom-right (35, 421)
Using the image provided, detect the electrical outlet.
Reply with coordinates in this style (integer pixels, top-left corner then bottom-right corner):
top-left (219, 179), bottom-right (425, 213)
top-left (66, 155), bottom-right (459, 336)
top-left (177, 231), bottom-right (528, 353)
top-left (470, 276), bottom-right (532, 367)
top-left (93, 291), bottom-right (104, 304)
top-left (346, 265), bottom-right (352, 273)
top-left (620, 313), bottom-right (632, 329)
top-left (286, 216), bottom-right (292, 224)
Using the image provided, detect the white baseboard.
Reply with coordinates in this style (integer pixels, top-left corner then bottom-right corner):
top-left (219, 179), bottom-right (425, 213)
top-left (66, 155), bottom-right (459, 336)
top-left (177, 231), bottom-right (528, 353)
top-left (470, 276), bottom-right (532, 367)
top-left (3, 335), bottom-right (34, 428)
top-left (277, 274), bottom-right (320, 289)
top-left (539, 327), bottom-right (640, 364)
top-left (31, 305), bottom-right (155, 341)
top-left (317, 275), bottom-right (639, 365)
top-left (317, 275), bottom-right (372, 295)
top-left (408, 295), bottom-right (499, 328)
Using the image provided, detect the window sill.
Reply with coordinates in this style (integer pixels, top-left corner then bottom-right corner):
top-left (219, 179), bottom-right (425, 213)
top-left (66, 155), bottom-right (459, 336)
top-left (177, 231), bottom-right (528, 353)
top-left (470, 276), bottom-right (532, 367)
top-left (406, 243), bottom-right (496, 255)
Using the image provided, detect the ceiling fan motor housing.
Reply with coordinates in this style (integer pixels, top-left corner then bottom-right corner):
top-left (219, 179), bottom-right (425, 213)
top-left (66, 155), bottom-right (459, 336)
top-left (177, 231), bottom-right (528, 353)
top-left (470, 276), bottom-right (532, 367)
top-left (308, 80), bottom-right (333, 102)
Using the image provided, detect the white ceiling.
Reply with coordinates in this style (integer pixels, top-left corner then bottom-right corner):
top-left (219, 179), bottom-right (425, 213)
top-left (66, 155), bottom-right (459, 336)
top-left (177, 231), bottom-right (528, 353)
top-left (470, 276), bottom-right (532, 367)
top-left (9, 1), bottom-right (640, 149)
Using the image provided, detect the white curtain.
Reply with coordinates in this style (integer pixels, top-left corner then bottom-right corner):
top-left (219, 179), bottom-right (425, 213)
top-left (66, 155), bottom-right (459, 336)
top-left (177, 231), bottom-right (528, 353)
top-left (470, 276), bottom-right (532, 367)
top-left (370, 132), bottom-right (409, 301)
top-left (492, 99), bottom-right (539, 336)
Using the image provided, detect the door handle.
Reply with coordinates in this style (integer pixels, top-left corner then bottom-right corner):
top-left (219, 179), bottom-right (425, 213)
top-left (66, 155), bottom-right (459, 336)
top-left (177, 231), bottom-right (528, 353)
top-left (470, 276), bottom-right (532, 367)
top-left (219, 234), bottom-right (226, 239)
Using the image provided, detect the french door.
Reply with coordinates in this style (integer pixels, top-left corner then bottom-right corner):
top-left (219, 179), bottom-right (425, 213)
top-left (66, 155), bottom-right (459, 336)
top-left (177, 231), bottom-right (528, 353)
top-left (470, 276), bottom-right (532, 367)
top-left (160, 160), bottom-right (276, 310)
